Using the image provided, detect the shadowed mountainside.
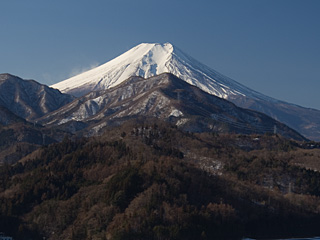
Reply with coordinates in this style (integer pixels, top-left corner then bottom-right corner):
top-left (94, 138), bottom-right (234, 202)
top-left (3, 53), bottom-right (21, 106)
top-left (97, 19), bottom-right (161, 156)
top-left (0, 120), bottom-right (320, 240)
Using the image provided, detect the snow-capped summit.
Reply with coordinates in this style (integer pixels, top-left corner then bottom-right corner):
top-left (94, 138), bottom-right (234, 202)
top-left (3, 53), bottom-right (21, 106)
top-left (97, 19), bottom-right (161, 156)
top-left (51, 42), bottom-right (269, 101)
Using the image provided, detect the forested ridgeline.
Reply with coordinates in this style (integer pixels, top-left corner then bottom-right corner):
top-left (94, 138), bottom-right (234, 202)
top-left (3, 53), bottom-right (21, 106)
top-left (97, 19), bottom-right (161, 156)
top-left (1, 120), bottom-right (320, 240)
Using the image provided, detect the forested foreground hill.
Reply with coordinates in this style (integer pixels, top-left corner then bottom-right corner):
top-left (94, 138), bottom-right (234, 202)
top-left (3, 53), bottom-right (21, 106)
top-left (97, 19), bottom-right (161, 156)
top-left (1, 120), bottom-right (320, 240)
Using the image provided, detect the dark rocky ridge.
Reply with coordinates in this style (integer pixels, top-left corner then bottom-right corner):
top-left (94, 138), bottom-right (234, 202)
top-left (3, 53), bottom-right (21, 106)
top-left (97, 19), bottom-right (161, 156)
top-left (39, 73), bottom-right (306, 141)
top-left (0, 73), bottom-right (75, 121)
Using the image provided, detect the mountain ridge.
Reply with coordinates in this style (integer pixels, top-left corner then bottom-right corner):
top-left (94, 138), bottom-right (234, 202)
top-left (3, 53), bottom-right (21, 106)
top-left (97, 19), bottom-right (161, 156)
top-left (42, 73), bottom-right (305, 141)
top-left (0, 73), bottom-right (75, 121)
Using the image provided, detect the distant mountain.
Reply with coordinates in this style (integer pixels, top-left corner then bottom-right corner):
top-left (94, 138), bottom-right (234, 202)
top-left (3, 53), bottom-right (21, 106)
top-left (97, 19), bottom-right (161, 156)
top-left (42, 73), bottom-right (305, 141)
top-left (51, 43), bottom-right (320, 140)
top-left (230, 95), bottom-right (320, 141)
top-left (0, 74), bottom-right (75, 121)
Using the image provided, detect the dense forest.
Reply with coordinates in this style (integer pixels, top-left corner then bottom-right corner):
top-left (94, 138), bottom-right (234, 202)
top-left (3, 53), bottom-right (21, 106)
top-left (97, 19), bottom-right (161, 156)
top-left (1, 119), bottom-right (320, 240)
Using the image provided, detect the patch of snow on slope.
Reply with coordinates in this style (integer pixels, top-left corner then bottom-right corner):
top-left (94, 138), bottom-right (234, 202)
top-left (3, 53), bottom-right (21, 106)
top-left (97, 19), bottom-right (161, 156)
top-left (169, 109), bottom-right (184, 117)
top-left (176, 118), bottom-right (189, 126)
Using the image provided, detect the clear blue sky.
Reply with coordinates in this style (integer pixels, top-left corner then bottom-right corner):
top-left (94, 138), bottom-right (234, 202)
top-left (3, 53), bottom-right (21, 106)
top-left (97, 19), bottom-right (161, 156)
top-left (1, 0), bottom-right (319, 109)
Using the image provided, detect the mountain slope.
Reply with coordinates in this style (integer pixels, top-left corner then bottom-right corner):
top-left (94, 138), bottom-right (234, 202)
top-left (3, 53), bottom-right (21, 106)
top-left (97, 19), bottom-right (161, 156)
top-left (0, 105), bottom-right (26, 126)
top-left (0, 122), bottom-right (58, 164)
top-left (230, 95), bottom-right (320, 141)
top-left (0, 74), bottom-right (75, 121)
top-left (1, 121), bottom-right (320, 240)
top-left (51, 43), bottom-right (320, 140)
top-left (0, 74), bottom-right (76, 164)
top-left (42, 73), bottom-right (305, 141)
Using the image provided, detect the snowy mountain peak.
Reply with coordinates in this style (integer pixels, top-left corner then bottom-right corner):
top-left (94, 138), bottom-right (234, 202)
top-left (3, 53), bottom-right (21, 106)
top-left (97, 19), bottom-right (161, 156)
top-left (51, 42), bottom-right (271, 101)
top-left (51, 43), bottom-right (175, 96)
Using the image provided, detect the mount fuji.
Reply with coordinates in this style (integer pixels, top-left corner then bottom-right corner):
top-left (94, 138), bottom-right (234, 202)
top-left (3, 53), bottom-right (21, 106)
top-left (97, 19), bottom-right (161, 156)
top-left (51, 43), bottom-right (268, 100)
top-left (51, 43), bottom-right (320, 140)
